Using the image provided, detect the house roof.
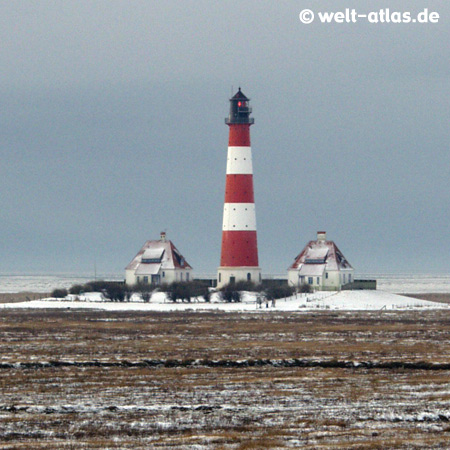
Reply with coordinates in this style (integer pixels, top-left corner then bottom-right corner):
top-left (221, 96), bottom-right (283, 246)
top-left (135, 264), bottom-right (162, 276)
top-left (288, 235), bottom-right (353, 272)
top-left (298, 264), bottom-right (326, 277)
top-left (125, 237), bottom-right (192, 272)
top-left (142, 248), bottom-right (165, 261)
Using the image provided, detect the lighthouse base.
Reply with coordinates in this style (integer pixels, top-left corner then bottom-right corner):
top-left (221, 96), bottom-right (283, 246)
top-left (217, 266), bottom-right (262, 289)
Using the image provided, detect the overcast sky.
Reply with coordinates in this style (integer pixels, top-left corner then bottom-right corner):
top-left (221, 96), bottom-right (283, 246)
top-left (1, 1), bottom-right (449, 276)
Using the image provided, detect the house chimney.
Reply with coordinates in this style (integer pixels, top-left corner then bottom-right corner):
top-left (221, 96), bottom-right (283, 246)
top-left (160, 231), bottom-right (166, 242)
top-left (317, 231), bottom-right (326, 241)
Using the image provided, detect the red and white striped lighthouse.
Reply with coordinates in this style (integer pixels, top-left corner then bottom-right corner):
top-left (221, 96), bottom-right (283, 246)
top-left (217, 88), bottom-right (261, 287)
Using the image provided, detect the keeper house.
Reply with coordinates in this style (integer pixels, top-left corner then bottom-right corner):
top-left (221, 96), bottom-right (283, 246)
top-left (287, 231), bottom-right (354, 291)
top-left (125, 232), bottom-right (192, 286)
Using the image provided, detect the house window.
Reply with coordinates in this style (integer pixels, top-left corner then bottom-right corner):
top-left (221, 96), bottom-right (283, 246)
top-left (143, 276), bottom-right (148, 284)
top-left (317, 277), bottom-right (320, 285)
top-left (162, 271), bottom-right (165, 278)
top-left (247, 273), bottom-right (251, 281)
top-left (308, 277), bottom-right (313, 285)
top-left (151, 274), bottom-right (161, 285)
top-left (186, 272), bottom-right (190, 281)
top-left (325, 272), bottom-right (328, 279)
top-left (219, 273), bottom-right (221, 283)
top-left (343, 274), bottom-right (346, 283)
top-left (142, 258), bottom-right (162, 263)
top-left (349, 274), bottom-right (352, 283)
top-left (137, 276), bottom-right (140, 283)
top-left (180, 272), bottom-right (183, 281)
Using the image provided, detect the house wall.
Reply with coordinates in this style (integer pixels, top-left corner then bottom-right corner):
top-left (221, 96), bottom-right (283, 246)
top-left (217, 266), bottom-right (262, 288)
top-left (125, 268), bottom-right (192, 286)
top-left (125, 269), bottom-right (136, 286)
top-left (288, 268), bottom-right (355, 291)
top-left (323, 271), bottom-right (341, 290)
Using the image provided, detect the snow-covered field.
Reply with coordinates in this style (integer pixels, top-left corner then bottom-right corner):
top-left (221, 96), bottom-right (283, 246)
top-left (1, 289), bottom-right (448, 311)
top-left (0, 273), bottom-right (123, 293)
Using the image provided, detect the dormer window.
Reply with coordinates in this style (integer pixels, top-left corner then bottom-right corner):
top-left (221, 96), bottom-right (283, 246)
top-left (141, 248), bottom-right (164, 264)
top-left (142, 258), bottom-right (161, 263)
top-left (305, 248), bottom-right (329, 264)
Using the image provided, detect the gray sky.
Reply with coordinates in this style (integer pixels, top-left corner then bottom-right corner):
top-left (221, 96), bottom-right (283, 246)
top-left (1, 1), bottom-right (449, 276)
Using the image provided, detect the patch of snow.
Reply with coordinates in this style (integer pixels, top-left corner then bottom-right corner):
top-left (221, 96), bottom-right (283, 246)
top-left (0, 290), bottom-right (447, 311)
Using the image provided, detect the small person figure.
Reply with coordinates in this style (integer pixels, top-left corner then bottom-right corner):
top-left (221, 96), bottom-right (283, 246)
top-left (272, 298), bottom-right (276, 308)
top-left (257, 295), bottom-right (262, 309)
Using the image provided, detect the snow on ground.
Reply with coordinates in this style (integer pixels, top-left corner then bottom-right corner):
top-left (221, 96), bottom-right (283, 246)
top-left (0, 290), bottom-right (448, 311)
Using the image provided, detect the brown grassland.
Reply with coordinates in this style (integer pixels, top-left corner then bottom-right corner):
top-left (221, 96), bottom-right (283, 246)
top-left (0, 306), bottom-right (450, 449)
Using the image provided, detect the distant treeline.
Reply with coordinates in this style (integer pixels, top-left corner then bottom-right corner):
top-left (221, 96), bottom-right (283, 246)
top-left (51, 279), bottom-right (310, 303)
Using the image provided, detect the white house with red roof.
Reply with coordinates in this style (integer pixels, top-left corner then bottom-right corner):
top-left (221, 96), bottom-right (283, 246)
top-left (287, 231), bottom-right (354, 291)
top-left (125, 232), bottom-right (192, 286)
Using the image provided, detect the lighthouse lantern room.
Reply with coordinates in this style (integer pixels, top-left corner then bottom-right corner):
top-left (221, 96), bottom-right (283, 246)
top-left (217, 88), bottom-right (261, 288)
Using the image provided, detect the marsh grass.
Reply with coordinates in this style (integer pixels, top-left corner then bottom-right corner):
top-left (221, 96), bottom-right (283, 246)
top-left (1, 309), bottom-right (450, 448)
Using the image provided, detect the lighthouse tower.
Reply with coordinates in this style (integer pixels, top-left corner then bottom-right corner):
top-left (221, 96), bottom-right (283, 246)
top-left (217, 88), bottom-right (261, 288)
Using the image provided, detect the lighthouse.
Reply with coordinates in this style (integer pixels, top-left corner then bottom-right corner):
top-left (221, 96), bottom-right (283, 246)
top-left (217, 88), bottom-right (261, 288)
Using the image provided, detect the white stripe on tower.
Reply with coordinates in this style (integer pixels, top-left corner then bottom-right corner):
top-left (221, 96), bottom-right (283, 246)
top-left (226, 147), bottom-right (253, 174)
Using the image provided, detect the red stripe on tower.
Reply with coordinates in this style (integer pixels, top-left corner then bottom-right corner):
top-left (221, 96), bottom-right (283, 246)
top-left (217, 88), bottom-right (261, 287)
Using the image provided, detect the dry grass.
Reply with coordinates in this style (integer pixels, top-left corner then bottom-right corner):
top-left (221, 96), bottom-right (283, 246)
top-left (404, 293), bottom-right (450, 304)
top-left (0, 292), bottom-right (44, 303)
top-left (1, 309), bottom-right (450, 363)
top-left (1, 309), bottom-right (450, 448)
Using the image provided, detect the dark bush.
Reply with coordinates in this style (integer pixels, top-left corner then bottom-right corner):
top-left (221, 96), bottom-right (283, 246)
top-left (85, 280), bottom-right (114, 293)
top-left (299, 283), bottom-right (312, 293)
top-left (166, 282), bottom-right (192, 302)
top-left (219, 283), bottom-right (242, 303)
top-left (189, 280), bottom-right (211, 302)
top-left (233, 280), bottom-right (259, 292)
top-left (265, 284), bottom-right (295, 300)
top-left (69, 284), bottom-right (84, 295)
top-left (134, 282), bottom-right (156, 302)
top-left (51, 288), bottom-right (68, 298)
top-left (104, 282), bottom-right (126, 302)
